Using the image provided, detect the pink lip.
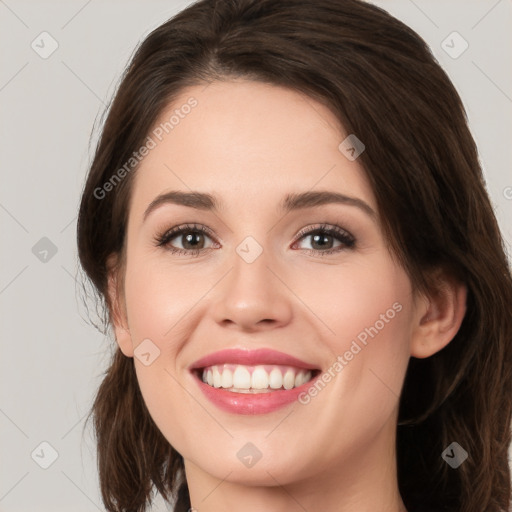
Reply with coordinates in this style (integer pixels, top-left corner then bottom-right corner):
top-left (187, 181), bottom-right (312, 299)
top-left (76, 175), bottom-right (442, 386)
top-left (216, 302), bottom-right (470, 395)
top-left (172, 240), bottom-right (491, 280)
top-left (194, 377), bottom-right (320, 415)
top-left (189, 348), bottom-right (320, 415)
top-left (189, 348), bottom-right (318, 371)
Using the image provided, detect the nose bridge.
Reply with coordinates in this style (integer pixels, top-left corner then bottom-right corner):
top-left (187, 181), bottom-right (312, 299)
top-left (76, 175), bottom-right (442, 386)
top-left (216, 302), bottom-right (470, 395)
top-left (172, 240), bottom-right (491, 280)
top-left (211, 234), bottom-right (293, 330)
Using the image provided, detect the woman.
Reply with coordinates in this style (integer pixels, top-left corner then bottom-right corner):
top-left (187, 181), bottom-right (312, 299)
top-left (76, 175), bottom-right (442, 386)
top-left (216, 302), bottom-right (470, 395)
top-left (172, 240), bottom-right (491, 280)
top-left (77, 0), bottom-right (512, 511)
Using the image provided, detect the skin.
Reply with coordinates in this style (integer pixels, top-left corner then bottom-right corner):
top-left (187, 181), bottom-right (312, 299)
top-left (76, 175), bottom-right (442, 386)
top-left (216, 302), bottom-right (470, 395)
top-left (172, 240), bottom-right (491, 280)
top-left (108, 80), bottom-right (467, 512)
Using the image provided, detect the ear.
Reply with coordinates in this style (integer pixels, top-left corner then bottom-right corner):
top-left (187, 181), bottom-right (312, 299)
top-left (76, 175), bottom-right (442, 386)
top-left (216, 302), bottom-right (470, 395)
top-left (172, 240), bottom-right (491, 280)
top-left (410, 270), bottom-right (467, 358)
top-left (106, 253), bottom-right (134, 358)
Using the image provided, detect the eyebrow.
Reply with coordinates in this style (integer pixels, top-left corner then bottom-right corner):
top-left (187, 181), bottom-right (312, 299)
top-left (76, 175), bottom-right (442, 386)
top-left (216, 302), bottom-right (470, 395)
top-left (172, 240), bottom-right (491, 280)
top-left (143, 189), bottom-right (376, 221)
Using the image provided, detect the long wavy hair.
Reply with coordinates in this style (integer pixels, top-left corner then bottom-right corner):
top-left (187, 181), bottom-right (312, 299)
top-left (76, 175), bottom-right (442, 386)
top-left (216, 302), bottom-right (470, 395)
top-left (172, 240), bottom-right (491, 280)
top-left (76, 1), bottom-right (512, 511)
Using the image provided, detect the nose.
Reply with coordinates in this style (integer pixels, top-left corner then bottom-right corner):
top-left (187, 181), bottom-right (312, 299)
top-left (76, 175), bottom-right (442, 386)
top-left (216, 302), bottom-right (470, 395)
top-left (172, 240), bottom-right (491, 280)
top-left (211, 246), bottom-right (294, 332)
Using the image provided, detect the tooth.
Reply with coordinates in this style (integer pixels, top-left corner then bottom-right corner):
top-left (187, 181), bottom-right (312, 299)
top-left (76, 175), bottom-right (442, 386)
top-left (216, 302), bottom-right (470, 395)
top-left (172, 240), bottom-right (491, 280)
top-left (213, 366), bottom-right (222, 388)
top-left (205, 364), bottom-right (314, 391)
top-left (283, 369), bottom-right (295, 390)
top-left (269, 368), bottom-right (283, 389)
top-left (232, 366), bottom-right (251, 389)
top-left (221, 367), bottom-right (233, 388)
top-left (251, 366), bottom-right (269, 389)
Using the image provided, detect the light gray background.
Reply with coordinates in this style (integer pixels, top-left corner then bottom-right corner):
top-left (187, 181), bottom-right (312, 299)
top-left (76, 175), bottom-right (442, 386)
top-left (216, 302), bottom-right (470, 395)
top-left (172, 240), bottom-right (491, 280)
top-left (1, 1), bottom-right (511, 511)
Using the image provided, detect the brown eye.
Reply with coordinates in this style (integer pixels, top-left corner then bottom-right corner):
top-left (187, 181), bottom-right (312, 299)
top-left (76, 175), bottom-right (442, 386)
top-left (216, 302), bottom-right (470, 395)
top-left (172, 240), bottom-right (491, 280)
top-left (155, 224), bottom-right (217, 256)
top-left (293, 224), bottom-right (355, 256)
top-left (176, 231), bottom-right (207, 250)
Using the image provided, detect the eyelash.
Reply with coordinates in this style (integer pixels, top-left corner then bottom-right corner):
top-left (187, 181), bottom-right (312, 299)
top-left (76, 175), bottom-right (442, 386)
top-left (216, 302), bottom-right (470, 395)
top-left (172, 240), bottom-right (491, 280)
top-left (154, 222), bottom-right (356, 257)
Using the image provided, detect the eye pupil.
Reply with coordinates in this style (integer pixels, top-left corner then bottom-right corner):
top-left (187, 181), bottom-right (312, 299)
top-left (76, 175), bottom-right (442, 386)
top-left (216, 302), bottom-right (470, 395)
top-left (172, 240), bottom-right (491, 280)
top-left (312, 233), bottom-right (333, 250)
top-left (183, 232), bottom-right (204, 249)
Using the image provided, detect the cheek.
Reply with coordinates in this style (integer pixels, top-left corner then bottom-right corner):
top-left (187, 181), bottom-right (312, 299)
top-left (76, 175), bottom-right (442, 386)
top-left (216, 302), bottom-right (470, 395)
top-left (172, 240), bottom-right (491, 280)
top-left (300, 256), bottom-right (413, 409)
top-left (122, 266), bottom-right (192, 450)
top-left (290, 260), bottom-right (413, 460)
top-left (292, 254), bottom-right (412, 354)
top-left (121, 253), bottom-right (213, 444)
top-left (123, 253), bottom-right (206, 345)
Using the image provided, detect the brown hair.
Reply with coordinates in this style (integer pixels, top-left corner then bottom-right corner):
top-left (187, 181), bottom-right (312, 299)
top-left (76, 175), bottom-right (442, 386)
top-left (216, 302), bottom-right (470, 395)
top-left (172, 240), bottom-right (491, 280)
top-left (77, 0), bottom-right (512, 511)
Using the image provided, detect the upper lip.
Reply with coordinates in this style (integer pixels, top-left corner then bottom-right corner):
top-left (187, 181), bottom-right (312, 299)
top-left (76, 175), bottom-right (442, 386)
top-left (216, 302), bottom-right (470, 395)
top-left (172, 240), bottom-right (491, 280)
top-left (190, 348), bottom-right (319, 371)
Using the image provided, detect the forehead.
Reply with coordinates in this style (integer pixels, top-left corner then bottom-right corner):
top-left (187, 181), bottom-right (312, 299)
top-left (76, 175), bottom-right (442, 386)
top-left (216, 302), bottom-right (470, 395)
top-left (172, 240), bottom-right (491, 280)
top-left (129, 80), bottom-right (376, 218)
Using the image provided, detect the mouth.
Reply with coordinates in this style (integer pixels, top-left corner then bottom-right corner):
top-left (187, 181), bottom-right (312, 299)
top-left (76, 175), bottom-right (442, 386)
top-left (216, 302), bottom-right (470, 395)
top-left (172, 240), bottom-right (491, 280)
top-left (189, 348), bottom-right (321, 414)
top-left (193, 364), bottom-right (319, 393)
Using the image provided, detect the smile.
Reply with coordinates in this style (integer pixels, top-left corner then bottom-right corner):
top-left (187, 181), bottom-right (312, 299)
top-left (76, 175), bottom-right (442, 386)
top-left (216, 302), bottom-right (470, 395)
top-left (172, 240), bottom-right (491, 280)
top-left (190, 348), bottom-right (321, 414)
top-left (198, 364), bottom-right (314, 393)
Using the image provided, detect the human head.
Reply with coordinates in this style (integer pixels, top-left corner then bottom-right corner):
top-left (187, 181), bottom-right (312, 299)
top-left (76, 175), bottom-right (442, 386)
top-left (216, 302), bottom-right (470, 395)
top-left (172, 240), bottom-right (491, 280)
top-left (77, 1), bottom-right (512, 511)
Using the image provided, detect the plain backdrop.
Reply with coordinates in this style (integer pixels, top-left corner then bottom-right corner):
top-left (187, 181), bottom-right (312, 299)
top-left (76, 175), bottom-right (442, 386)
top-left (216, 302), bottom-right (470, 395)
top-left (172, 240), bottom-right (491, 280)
top-left (1, 1), bottom-right (511, 511)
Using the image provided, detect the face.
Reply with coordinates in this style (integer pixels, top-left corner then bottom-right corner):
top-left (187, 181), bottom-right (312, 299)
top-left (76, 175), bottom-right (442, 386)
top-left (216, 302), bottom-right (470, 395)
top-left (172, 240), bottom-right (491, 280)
top-left (111, 80), bottom-right (421, 489)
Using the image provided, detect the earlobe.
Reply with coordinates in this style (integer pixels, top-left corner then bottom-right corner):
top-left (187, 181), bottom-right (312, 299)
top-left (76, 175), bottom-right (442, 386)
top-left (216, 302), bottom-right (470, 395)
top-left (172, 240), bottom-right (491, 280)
top-left (106, 254), bottom-right (134, 358)
top-left (410, 274), bottom-right (467, 359)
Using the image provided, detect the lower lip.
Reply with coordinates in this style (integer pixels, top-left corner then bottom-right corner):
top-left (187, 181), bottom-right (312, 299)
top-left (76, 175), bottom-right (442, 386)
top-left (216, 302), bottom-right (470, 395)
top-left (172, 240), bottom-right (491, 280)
top-left (192, 371), bottom-right (320, 415)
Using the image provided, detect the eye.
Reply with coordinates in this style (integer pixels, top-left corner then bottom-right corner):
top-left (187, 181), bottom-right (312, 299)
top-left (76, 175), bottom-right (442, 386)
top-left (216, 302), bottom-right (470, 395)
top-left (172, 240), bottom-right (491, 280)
top-left (154, 222), bottom-right (355, 257)
top-left (292, 223), bottom-right (355, 256)
top-left (154, 223), bottom-right (218, 256)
